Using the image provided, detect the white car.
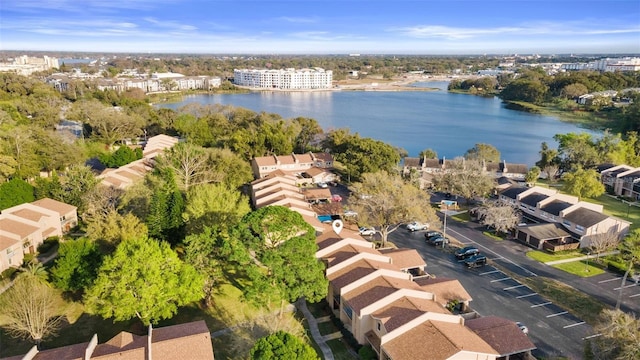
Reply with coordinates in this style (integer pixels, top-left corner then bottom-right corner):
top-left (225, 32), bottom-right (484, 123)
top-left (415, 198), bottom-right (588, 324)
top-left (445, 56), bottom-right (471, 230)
top-left (317, 182), bottom-right (328, 188)
top-left (407, 222), bottom-right (429, 232)
top-left (343, 210), bottom-right (358, 217)
top-left (359, 227), bottom-right (376, 236)
top-left (516, 322), bottom-right (529, 335)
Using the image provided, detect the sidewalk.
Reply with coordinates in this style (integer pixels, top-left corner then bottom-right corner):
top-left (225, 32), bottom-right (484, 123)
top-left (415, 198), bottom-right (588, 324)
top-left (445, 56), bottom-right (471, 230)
top-left (295, 298), bottom-right (334, 360)
top-left (544, 250), bottom-right (619, 265)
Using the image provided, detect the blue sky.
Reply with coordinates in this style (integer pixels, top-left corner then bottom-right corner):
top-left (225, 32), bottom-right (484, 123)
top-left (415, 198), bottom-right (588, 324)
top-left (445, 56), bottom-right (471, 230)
top-left (1, 0), bottom-right (639, 54)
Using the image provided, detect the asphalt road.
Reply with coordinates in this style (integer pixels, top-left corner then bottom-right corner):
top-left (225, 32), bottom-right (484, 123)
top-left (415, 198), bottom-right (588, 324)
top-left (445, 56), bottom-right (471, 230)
top-left (389, 222), bottom-right (596, 360)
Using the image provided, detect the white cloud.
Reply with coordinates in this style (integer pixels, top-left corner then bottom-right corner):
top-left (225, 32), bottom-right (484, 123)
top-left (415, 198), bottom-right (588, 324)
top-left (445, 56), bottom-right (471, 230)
top-left (275, 16), bottom-right (318, 24)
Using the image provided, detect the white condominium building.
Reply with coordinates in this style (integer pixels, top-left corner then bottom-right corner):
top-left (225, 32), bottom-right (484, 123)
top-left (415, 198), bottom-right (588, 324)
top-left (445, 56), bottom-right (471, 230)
top-left (234, 68), bottom-right (333, 89)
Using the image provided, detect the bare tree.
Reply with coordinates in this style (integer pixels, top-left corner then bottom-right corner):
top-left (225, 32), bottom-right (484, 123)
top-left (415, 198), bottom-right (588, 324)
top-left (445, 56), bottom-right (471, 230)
top-left (591, 309), bottom-right (640, 360)
top-left (0, 276), bottom-right (63, 347)
top-left (432, 158), bottom-right (496, 203)
top-left (588, 230), bottom-right (621, 261)
top-left (155, 142), bottom-right (220, 191)
top-left (473, 200), bottom-right (521, 235)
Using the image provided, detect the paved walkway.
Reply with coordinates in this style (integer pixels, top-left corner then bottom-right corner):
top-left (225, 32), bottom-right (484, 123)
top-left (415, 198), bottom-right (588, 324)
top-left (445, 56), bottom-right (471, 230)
top-left (295, 298), bottom-right (334, 360)
top-left (545, 250), bottom-right (619, 265)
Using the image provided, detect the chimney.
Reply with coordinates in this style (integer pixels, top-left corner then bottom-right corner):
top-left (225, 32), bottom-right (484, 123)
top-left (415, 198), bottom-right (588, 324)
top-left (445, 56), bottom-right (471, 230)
top-left (292, 153), bottom-right (299, 164)
top-left (442, 156), bottom-right (446, 170)
top-left (84, 334), bottom-right (98, 360)
top-left (503, 159), bottom-right (508, 173)
top-left (147, 324), bottom-right (153, 360)
top-left (273, 154), bottom-right (280, 165)
top-left (21, 346), bottom-right (39, 360)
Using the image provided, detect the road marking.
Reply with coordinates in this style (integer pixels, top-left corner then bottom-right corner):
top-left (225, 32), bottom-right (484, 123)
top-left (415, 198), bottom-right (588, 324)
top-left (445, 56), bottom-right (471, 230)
top-left (490, 256), bottom-right (504, 261)
top-left (516, 293), bottom-right (538, 299)
top-left (614, 284), bottom-right (638, 291)
top-left (564, 321), bottom-right (586, 329)
top-left (447, 228), bottom-right (538, 276)
top-left (479, 270), bottom-right (500, 276)
top-left (582, 333), bottom-right (602, 340)
top-left (598, 277), bottom-right (622, 283)
top-left (531, 301), bottom-right (552, 308)
top-left (546, 311), bottom-right (568, 318)
top-left (490, 277), bottom-right (511, 283)
top-left (503, 284), bottom-right (526, 290)
top-left (629, 293), bottom-right (640, 298)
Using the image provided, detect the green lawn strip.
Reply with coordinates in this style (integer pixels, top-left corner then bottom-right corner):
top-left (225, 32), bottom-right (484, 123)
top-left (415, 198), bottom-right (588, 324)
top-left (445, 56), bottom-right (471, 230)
top-left (502, 271), bottom-right (607, 325)
top-left (326, 338), bottom-right (359, 360)
top-left (526, 249), bottom-right (584, 263)
top-left (482, 231), bottom-right (505, 241)
top-left (317, 320), bottom-right (338, 336)
top-left (451, 212), bottom-right (470, 222)
top-left (552, 261), bottom-right (605, 277)
top-left (593, 194), bottom-right (639, 231)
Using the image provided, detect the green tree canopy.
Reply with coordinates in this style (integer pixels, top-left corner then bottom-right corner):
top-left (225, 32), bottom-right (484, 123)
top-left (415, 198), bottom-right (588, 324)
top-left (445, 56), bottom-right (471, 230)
top-left (432, 158), bottom-right (496, 201)
top-left (242, 206), bottom-right (327, 305)
top-left (561, 168), bottom-right (605, 199)
top-left (419, 148), bottom-right (438, 159)
top-left (50, 238), bottom-right (102, 292)
top-left (464, 143), bottom-right (500, 163)
top-left (0, 178), bottom-right (34, 210)
top-left (250, 331), bottom-right (319, 360)
top-left (183, 183), bottom-right (251, 235)
top-left (84, 236), bottom-right (204, 325)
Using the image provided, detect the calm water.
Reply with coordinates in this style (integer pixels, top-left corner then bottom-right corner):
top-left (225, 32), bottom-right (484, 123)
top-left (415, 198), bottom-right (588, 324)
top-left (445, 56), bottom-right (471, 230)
top-left (159, 82), bottom-right (599, 165)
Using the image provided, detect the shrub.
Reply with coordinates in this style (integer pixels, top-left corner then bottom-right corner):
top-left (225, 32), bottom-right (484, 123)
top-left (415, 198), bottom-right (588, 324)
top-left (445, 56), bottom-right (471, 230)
top-left (37, 237), bottom-right (59, 254)
top-left (99, 146), bottom-right (142, 168)
top-left (605, 258), bottom-right (628, 275)
top-left (0, 178), bottom-right (35, 210)
top-left (1, 267), bottom-right (18, 280)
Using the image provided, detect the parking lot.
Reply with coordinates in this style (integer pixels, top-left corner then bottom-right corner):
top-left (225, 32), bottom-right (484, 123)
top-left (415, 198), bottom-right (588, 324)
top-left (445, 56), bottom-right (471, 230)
top-left (389, 226), bottom-right (593, 359)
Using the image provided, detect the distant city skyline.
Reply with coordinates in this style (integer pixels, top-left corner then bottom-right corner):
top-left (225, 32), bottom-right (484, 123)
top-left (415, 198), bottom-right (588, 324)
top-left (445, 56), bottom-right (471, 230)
top-left (1, 0), bottom-right (639, 55)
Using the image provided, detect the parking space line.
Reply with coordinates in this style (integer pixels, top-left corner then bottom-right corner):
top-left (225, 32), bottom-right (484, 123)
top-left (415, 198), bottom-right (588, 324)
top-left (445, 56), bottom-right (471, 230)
top-left (598, 277), bottom-right (621, 283)
top-left (447, 228), bottom-right (538, 276)
top-left (564, 321), bottom-right (586, 329)
top-left (531, 301), bottom-right (552, 308)
top-left (516, 293), bottom-right (537, 299)
top-left (629, 293), bottom-right (640, 298)
top-left (614, 284), bottom-right (638, 291)
top-left (546, 311), bottom-right (568, 318)
top-left (490, 277), bottom-right (511, 283)
top-left (479, 270), bottom-right (500, 276)
top-left (503, 284), bottom-right (526, 290)
top-left (490, 256), bottom-right (504, 261)
top-left (582, 333), bottom-right (602, 340)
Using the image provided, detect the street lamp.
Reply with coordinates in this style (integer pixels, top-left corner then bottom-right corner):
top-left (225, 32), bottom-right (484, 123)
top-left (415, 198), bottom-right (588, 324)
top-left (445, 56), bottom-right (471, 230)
top-left (584, 251), bottom-right (591, 273)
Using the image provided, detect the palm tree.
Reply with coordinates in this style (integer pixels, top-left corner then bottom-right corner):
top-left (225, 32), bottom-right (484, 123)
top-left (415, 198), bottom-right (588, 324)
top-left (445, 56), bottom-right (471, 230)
top-left (615, 230), bottom-right (640, 310)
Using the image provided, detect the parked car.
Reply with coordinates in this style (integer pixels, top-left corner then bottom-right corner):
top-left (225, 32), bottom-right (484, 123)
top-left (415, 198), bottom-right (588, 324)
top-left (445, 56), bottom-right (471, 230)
top-left (317, 182), bottom-right (328, 188)
top-left (407, 221), bottom-right (429, 232)
top-left (343, 210), bottom-right (358, 217)
top-left (516, 322), bottom-right (529, 335)
top-left (331, 194), bottom-right (343, 202)
top-left (454, 246), bottom-right (480, 259)
top-left (464, 254), bottom-right (487, 268)
top-left (359, 227), bottom-right (376, 236)
top-left (425, 231), bottom-right (442, 240)
top-left (426, 235), bottom-right (448, 246)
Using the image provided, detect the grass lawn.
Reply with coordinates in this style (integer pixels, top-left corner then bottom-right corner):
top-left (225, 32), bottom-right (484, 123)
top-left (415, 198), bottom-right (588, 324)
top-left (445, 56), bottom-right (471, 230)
top-left (326, 338), bottom-right (358, 360)
top-left (451, 211), bottom-right (470, 222)
top-left (526, 249), bottom-right (584, 263)
top-left (317, 320), bottom-right (338, 336)
top-left (512, 275), bottom-right (607, 324)
top-left (482, 231), bottom-right (505, 241)
top-left (552, 260), bottom-right (606, 277)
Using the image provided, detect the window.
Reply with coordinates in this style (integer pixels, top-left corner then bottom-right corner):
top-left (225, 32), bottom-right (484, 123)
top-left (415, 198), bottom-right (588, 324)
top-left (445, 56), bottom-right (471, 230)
top-left (377, 322), bottom-right (381, 331)
top-left (344, 305), bottom-right (353, 320)
top-left (563, 220), bottom-right (571, 227)
top-left (576, 225), bottom-right (585, 232)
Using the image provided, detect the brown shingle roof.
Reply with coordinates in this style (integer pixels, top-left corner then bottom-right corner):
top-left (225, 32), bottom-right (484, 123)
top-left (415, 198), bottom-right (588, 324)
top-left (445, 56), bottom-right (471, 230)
top-left (466, 316), bottom-right (536, 356)
top-left (382, 320), bottom-right (497, 360)
top-left (328, 258), bottom-right (398, 293)
top-left (321, 243), bottom-right (382, 268)
top-left (0, 218), bottom-right (40, 238)
top-left (378, 248), bottom-right (426, 270)
top-left (9, 208), bottom-right (49, 222)
top-left (0, 234), bottom-right (19, 251)
top-left (414, 277), bottom-right (473, 305)
top-left (343, 275), bottom-right (422, 315)
top-left (372, 296), bottom-right (449, 332)
top-left (31, 198), bottom-right (77, 215)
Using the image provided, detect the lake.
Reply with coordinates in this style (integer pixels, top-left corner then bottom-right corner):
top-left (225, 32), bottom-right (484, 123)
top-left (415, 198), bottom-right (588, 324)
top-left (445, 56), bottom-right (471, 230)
top-left (159, 81), bottom-right (599, 166)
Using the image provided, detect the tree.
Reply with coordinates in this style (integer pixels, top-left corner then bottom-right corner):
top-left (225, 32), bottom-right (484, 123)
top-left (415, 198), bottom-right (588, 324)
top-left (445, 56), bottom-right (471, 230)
top-left (99, 145), bottom-right (142, 168)
top-left (155, 142), bottom-right (216, 191)
top-left (472, 201), bottom-right (521, 235)
top-left (183, 183), bottom-right (251, 235)
top-left (67, 99), bottom-right (144, 147)
top-left (207, 148), bottom-right (254, 189)
top-left (560, 83), bottom-right (588, 99)
top-left (250, 331), bottom-right (319, 360)
top-left (85, 210), bottom-right (148, 247)
top-left (84, 236), bottom-right (204, 325)
top-left (184, 226), bottom-right (251, 307)
top-left (0, 153), bottom-right (17, 181)
top-left (349, 171), bottom-right (438, 247)
top-left (525, 166), bottom-right (541, 185)
top-left (589, 230), bottom-right (621, 261)
top-left (592, 309), bottom-right (640, 360)
top-left (242, 206), bottom-right (327, 306)
top-left (0, 276), bottom-right (63, 347)
top-left (464, 143), bottom-right (500, 163)
top-left (0, 178), bottom-right (34, 210)
top-left (536, 142), bottom-right (560, 180)
top-left (615, 230), bottom-right (640, 310)
top-left (50, 238), bottom-right (102, 292)
top-left (432, 158), bottom-right (496, 202)
top-left (554, 133), bottom-right (600, 172)
top-left (59, 164), bottom-right (99, 211)
top-left (562, 168), bottom-right (605, 200)
top-left (419, 148), bottom-right (438, 159)
top-left (292, 117), bottom-right (323, 153)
